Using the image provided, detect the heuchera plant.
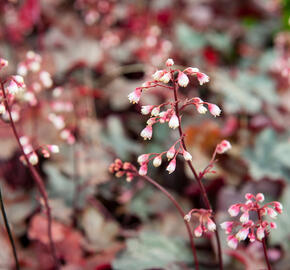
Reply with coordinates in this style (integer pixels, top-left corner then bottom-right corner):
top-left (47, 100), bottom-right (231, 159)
top-left (110, 59), bottom-right (283, 270)
top-left (111, 59), bottom-right (233, 270)
top-left (221, 193), bottom-right (283, 270)
top-left (0, 57), bottom-right (60, 268)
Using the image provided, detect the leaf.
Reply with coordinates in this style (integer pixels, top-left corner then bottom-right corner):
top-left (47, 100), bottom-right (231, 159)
top-left (243, 129), bottom-right (290, 181)
top-left (113, 231), bottom-right (193, 270)
top-left (211, 70), bottom-right (279, 114)
top-left (101, 116), bottom-right (142, 160)
top-left (175, 23), bottom-right (206, 51)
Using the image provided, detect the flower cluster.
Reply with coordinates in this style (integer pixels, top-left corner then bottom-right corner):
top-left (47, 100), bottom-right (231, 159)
top-left (184, 209), bottom-right (216, 237)
top-left (221, 193), bottom-right (283, 249)
top-left (19, 136), bottom-right (59, 166)
top-left (109, 159), bottom-right (136, 182)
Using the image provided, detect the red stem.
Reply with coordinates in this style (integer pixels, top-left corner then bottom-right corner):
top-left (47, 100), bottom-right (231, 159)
top-left (172, 77), bottom-right (223, 270)
top-left (1, 82), bottom-right (59, 269)
top-left (258, 211), bottom-right (272, 270)
top-left (139, 174), bottom-right (200, 270)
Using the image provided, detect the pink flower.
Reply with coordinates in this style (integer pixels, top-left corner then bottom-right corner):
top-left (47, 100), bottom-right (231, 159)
top-left (6, 80), bottom-right (20, 95)
top-left (141, 105), bottom-right (153, 115)
top-left (183, 67), bottom-right (199, 75)
top-left (12, 75), bottom-right (25, 88)
top-left (257, 226), bottom-right (265, 240)
top-left (168, 114), bottom-right (179, 129)
top-left (151, 107), bottom-right (160, 116)
top-left (273, 202), bottom-right (283, 214)
top-left (47, 145), bottom-right (60, 153)
top-left (236, 228), bottom-right (249, 241)
top-left (197, 72), bottom-right (210, 85)
top-left (166, 158), bottom-right (176, 174)
top-left (208, 103), bottom-right (221, 117)
top-left (140, 125), bottom-right (153, 140)
top-left (256, 193), bottom-right (265, 202)
top-left (166, 146), bottom-right (176, 160)
top-left (245, 193), bottom-right (254, 200)
top-left (153, 155), bottom-right (162, 167)
top-left (194, 225), bottom-right (203, 237)
top-left (128, 88), bottom-right (142, 104)
top-left (228, 204), bottom-right (240, 217)
top-left (196, 104), bottom-right (207, 114)
top-left (184, 214), bottom-right (191, 222)
top-left (138, 154), bottom-right (149, 164)
top-left (270, 222), bottom-right (277, 229)
top-left (177, 72), bottom-right (189, 87)
top-left (220, 221), bottom-right (234, 234)
top-left (0, 58), bottom-right (8, 70)
top-left (152, 70), bottom-right (165, 81)
top-left (166, 58), bottom-right (174, 67)
top-left (227, 235), bottom-right (238, 249)
top-left (216, 140), bottom-right (231, 154)
top-left (182, 150), bottom-right (192, 161)
top-left (160, 72), bottom-right (171, 83)
top-left (267, 208), bottom-right (277, 219)
top-left (207, 218), bottom-right (216, 232)
top-left (240, 211), bottom-right (249, 224)
top-left (139, 164), bottom-right (148, 176)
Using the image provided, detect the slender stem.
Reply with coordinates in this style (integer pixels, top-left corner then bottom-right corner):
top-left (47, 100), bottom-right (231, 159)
top-left (139, 174), bottom-right (200, 270)
top-left (258, 211), bottom-right (272, 270)
top-left (1, 82), bottom-right (59, 269)
top-left (0, 185), bottom-right (20, 270)
top-left (172, 77), bottom-right (223, 270)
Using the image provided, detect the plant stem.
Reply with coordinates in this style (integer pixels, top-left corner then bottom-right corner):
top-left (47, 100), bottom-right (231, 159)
top-left (1, 82), bottom-right (59, 269)
top-left (172, 77), bottom-right (223, 270)
top-left (0, 185), bottom-right (20, 270)
top-left (258, 211), bottom-right (272, 270)
top-left (139, 174), bottom-right (200, 270)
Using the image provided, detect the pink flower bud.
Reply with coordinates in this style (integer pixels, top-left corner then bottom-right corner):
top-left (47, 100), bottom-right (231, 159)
top-left (6, 80), bottom-right (19, 95)
top-left (139, 164), bottom-right (148, 176)
top-left (257, 226), bottom-right (265, 241)
top-left (0, 58), bottom-right (8, 70)
top-left (151, 107), bottom-right (160, 116)
top-left (197, 72), bottom-right (209, 85)
top-left (177, 72), bottom-right (189, 87)
top-left (29, 152), bottom-right (39, 165)
top-left (183, 67), bottom-right (199, 75)
top-left (140, 125), bottom-right (153, 140)
top-left (0, 104), bottom-right (6, 114)
top-left (256, 193), bottom-right (265, 202)
top-left (194, 225), bottom-right (203, 237)
top-left (274, 202), bottom-right (283, 214)
top-left (141, 105), bottom-right (153, 115)
top-left (152, 70), bottom-right (164, 81)
top-left (248, 232), bottom-right (256, 242)
top-left (47, 145), bottom-right (60, 153)
top-left (207, 218), bottom-right (216, 232)
top-left (236, 228), bottom-right (249, 241)
top-left (228, 204), bottom-right (240, 217)
top-left (208, 103), bottom-right (221, 117)
top-left (245, 193), bottom-right (254, 200)
top-left (153, 155), bottom-right (162, 167)
top-left (196, 104), bottom-right (207, 114)
top-left (270, 222), bottom-right (277, 229)
top-left (220, 222), bottom-right (233, 234)
top-left (159, 72), bottom-right (171, 83)
top-left (267, 208), bottom-right (277, 219)
top-left (138, 154), bottom-right (149, 164)
top-left (216, 140), bottom-right (231, 154)
top-left (166, 146), bottom-right (175, 160)
top-left (166, 158), bottom-right (176, 174)
top-left (168, 114), bottom-right (179, 129)
top-left (240, 211), bottom-right (249, 224)
top-left (166, 58), bottom-right (174, 67)
top-left (184, 214), bottom-right (191, 222)
top-left (183, 150), bottom-right (192, 161)
top-left (227, 235), bottom-right (238, 249)
top-left (128, 88), bottom-right (142, 104)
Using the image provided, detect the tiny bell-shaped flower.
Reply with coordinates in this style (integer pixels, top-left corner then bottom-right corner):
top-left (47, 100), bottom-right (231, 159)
top-left (197, 104), bottom-right (207, 114)
top-left (141, 105), bottom-right (153, 115)
top-left (183, 150), bottom-right (192, 161)
top-left (197, 72), bottom-right (210, 85)
top-left (151, 107), bottom-right (160, 116)
top-left (166, 58), bottom-right (174, 67)
top-left (152, 70), bottom-right (164, 81)
top-left (47, 145), bottom-right (59, 153)
top-left (140, 125), bottom-right (153, 140)
top-left (240, 211), bottom-right (249, 224)
top-left (207, 218), bottom-right (216, 232)
top-left (184, 67), bottom-right (199, 75)
top-left (228, 204), bottom-right (240, 217)
top-left (0, 58), bottom-right (8, 70)
top-left (267, 208), bottom-right (278, 219)
top-left (138, 154), bottom-right (149, 164)
top-left (256, 193), bottom-right (265, 202)
top-left (177, 72), bottom-right (189, 87)
top-left (236, 228), bottom-right (249, 241)
top-left (220, 221), bottom-right (233, 234)
top-left (274, 202), bottom-right (283, 214)
top-left (166, 146), bottom-right (175, 160)
top-left (256, 226), bottom-right (265, 241)
top-left (160, 72), bottom-right (171, 83)
top-left (208, 103), bottom-right (221, 117)
top-left (139, 164), bottom-right (148, 176)
top-left (184, 214), bottom-right (191, 222)
top-left (194, 225), bottom-right (203, 237)
top-left (128, 88), bottom-right (141, 104)
top-left (153, 155), bottom-right (162, 167)
top-left (166, 158), bottom-right (176, 174)
top-left (216, 140), bottom-right (231, 154)
top-left (29, 152), bottom-right (39, 165)
top-left (227, 235), bottom-right (238, 249)
top-left (168, 114), bottom-right (179, 129)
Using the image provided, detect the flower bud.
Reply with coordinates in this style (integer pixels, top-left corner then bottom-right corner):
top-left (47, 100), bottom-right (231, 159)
top-left (153, 155), bottom-right (162, 167)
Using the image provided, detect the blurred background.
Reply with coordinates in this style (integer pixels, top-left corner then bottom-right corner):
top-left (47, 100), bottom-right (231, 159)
top-left (0, 0), bottom-right (289, 269)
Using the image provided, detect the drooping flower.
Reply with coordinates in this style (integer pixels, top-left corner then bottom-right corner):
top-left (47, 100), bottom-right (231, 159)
top-left (183, 150), bottom-right (192, 161)
top-left (208, 103), bottom-right (221, 117)
top-left (141, 105), bottom-right (153, 115)
top-left (216, 140), bottom-right (231, 154)
top-left (128, 88), bottom-right (142, 104)
top-left (153, 155), bottom-right (162, 167)
top-left (168, 114), bottom-right (179, 129)
top-left (139, 164), bottom-right (148, 176)
top-left (166, 158), bottom-right (176, 174)
top-left (166, 58), bottom-right (174, 67)
top-left (177, 72), bottom-right (189, 87)
top-left (166, 146), bottom-right (175, 160)
top-left (196, 72), bottom-right (210, 85)
top-left (140, 125), bottom-right (153, 140)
